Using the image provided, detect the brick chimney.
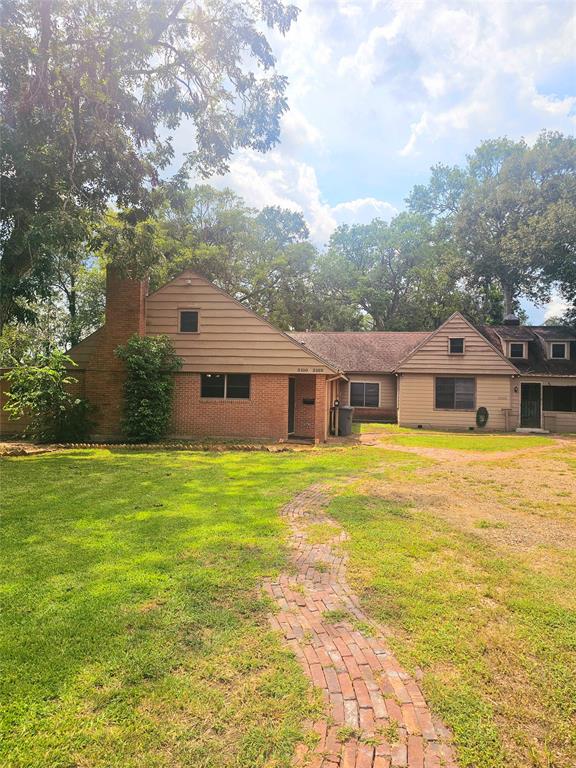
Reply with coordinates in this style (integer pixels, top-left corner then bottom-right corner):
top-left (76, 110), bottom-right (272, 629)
top-left (85, 265), bottom-right (148, 437)
top-left (96, 265), bottom-right (147, 369)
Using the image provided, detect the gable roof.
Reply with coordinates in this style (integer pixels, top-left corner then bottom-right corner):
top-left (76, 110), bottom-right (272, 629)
top-left (480, 324), bottom-right (576, 376)
top-left (146, 270), bottom-right (341, 374)
top-left (289, 331), bottom-right (430, 373)
top-left (394, 312), bottom-right (518, 374)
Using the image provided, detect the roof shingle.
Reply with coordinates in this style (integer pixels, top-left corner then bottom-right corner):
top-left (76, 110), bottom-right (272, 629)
top-left (480, 325), bottom-right (576, 376)
top-left (289, 331), bottom-right (430, 372)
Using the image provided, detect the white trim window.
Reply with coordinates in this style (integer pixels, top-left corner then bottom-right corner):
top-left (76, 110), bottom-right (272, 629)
top-left (550, 342), bottom-right (569, 360)
top-left (509, 342), bottom-right (527, 359)
top-left (350, 382), bottom-right (380, 408)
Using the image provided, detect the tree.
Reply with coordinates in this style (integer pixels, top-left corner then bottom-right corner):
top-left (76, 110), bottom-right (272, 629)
top-left (0, 0), bottom-right (299, 325)
top-left (313, 213), bottom-right (501, 331)
top-left (2, 350), bottom-right (92, 442)
top-left (408, 131), bottom-right (576, 317)
top-left (147, 186), bottom-right (319, 329)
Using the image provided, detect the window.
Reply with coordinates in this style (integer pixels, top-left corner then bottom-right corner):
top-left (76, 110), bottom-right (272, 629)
top-left (551, 343), bottom-right (567, 359)
top-left (226, 374), bottom-right (251, 399)
top-left (179, 310), bottom-right (198, 333)
top-left (350, 382), bottom-right (379, 408)
top-left (543, 386), bottom-right (576, 412)
top-left (201, 373), bottom-right (250, 399)
top-left (435, 377), bottom-right (475, 410)
top-left (449, 337), bottom-right (465, 354)
top-left (201, 373), bottom-right (225, 398)
top-left (510, 342), bottom-right (526, 358)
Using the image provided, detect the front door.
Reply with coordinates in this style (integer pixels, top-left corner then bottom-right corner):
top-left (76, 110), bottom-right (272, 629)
top-left (288, 377), bottom-right (296, 434)
top-left (520, 383), bottom-right (541, 428)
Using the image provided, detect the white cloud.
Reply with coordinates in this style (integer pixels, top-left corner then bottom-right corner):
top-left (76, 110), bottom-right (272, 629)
top-left (279, 108), bottom-right (323, 151)
top-left (338, 13), bottom-right (405, 81)
top-left (334, 0), bottom-right (576, 155)
top-left (544, 292), bottom-right (570, 321)
top-left (217, 150), bottom-right (397, 244)
top-left (331, 197), bottom-right (397, 226)
top-left (181, 0), bottom-right (576, 247)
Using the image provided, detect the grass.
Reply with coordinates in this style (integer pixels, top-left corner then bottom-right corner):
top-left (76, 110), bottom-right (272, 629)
top-left (0, 446), bottom-right (381, 768)
top-left (354, 422), bottom-right (555, 451)
top-left (328, 444), bottom-right (576, 768)
top-left (305, 521), bottom-right (338, 544)
top-left (3, 435), bottom-right (575, 768)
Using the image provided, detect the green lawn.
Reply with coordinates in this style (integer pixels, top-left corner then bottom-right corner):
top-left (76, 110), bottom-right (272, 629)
top-left (354, 422), bottom-right (555, 451)
top-left (2, 439), bottom-right (575, 768)
top-left (328, 446), bottom-right (576, 768)
top-left (0, 447), bottom-right (380, 768)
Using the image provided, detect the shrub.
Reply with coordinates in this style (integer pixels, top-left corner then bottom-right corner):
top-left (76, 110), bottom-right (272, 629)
top-left (2, 351), bottom-right (92, 442)
top-left (116, 335), bottom-right (182, 442)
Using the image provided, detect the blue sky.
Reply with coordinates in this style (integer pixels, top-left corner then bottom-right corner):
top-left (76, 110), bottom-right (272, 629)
top-left (173, 0), bottom-right (576, 321)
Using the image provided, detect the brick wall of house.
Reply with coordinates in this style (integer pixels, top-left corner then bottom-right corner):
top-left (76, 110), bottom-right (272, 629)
top-left (314, 374), bottom-right (328, 443)
top-left (1, 369), bottom-right (30, 436)
top-left (170, 372), bottom-right (290, 440)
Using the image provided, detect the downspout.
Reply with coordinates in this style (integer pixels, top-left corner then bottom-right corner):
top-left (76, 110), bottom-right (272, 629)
top-left (326, 373), bottom-right (346, 437)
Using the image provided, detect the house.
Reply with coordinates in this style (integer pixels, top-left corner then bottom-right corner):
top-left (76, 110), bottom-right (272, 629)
top-left (293, 313), bottom-right (576, 433)
top-left (59, 267), bottom-right (342, 442)
top-left (1, 267), bottom-right (575, 440)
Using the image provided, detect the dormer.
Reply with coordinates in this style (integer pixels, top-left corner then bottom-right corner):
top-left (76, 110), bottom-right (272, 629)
top-left (532, 327), bottom-right (575, 361)
top-left (548, 340), bottom-right (570, 360)
top-left (507, 341), bottom-right (528, 360)
top-left (490, 326), bottom-right (534, 361)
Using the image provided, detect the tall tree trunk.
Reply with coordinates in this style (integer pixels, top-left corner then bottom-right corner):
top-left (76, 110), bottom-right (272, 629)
top-left (67, 273), bottom-right (79, 347)
top-left (502, 281), bottom-right (515, 316)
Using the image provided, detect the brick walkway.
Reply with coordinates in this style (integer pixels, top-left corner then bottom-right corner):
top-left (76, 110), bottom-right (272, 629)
top-left (264, 485), bottom-right (457, 768)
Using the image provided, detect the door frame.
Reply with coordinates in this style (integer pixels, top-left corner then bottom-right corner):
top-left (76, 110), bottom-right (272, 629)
top-left (520, 382), bottom-right (542, 428)
top-left (288, 377), bottom-right (296, 434)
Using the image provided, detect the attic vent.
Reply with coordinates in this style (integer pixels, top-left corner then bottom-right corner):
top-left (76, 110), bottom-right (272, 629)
top-left (503, 314), bottom-right (520, 326)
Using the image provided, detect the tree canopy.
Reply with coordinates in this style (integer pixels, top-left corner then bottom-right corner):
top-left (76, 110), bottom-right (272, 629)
top-left (408, 131), bottom-right (576, 318)
top-left (0, 0), bottom-right (298, 325)
top-left (315, 214), bottom-right (505, 331)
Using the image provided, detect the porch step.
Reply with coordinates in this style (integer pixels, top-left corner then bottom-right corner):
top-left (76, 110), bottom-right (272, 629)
top-left (516, 428), bottom-right (550, 434)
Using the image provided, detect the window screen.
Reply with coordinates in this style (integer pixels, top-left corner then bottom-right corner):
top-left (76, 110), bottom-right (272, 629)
top-left (510, 343), bottom-right (525, 358)
top-left (226, 374), bottom-right (250, 399)
top-left (201, 373), bottom-right (225, 398)
top-left (350, 382), bottom-right (379, 408)
top-left (180, 310), bottom-right (198, 333)
top-left (551, 343), bottom-right (566, 359)
top-left (543, 386), bottom-right (576, 412)
top-left (200, 373), bottom-right (250, 399)
top-left (449, 338), bottom-right (464, 354)
top-left (435, 377), bottom-right (475, 410)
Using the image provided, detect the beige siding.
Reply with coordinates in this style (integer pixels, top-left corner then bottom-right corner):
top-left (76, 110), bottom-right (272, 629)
top-left (398, 373), bottom-right (513, 430)
top-left (512, 376), bottom-right (576, 433)
top-left (145, 271), bottom-right (336, 374)
top-left (339, 374), bottom-right (397, 416)
top-left (397, 314), bottom-right (516, 374)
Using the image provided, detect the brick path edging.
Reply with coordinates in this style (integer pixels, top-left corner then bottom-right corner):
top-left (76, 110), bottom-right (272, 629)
top-left (0, 441), bottom-right (307, 457)
top-left (264, 485), bottom-right (457, 768)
